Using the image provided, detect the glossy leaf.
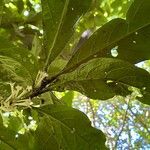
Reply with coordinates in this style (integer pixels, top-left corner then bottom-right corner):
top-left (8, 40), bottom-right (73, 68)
top-left (42, 0), bottom-right (92, 69)
top-left (54, 58), bottom-right (150, 100)
top-left (34, 105), bottom-right (108, 150)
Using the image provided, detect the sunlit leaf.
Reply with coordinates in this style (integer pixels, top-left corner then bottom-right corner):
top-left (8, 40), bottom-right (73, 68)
top-left (61, 91), bottom-right (74, 106)
top-left (54, 58), bottom-right (150, 100)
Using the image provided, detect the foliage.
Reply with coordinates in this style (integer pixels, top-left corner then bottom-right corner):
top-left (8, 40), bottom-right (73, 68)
top-left (0, 0), bottom-right (150, 149)
top-left (73, 91), bottom-right (150, 149)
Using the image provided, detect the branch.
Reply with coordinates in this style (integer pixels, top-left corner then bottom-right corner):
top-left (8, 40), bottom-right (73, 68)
top-left (86, 98), bottom-right (96, 127)
top-left (113, 99), bottom-right (130, 149)
top-left (24, 75), bottom-right (58, 99)
top-left (128, 105), bottom-right (150, 134)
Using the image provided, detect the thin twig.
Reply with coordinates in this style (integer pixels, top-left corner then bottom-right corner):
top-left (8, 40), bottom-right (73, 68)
top-left (113, 99), bottom-right (130, 150)
top-left (86, 98), bottom-right (96, 127)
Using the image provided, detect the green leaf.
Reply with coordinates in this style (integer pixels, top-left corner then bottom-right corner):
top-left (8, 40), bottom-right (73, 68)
top-left (0, 37), bottom-right (39, 86)
top-left (63, 18), bottom-right (127, 72)
top-left (126, 0), bottom-right (150, 31)
top-left (104, 0), bottom-right (133, 18)
top-left (0, 0), bottom-right (4, 25)
top-left (34, 105), bottom-right (108, 150)
top-left (0, 82), bottom-right (11, 98)
top-left (0, 115), bottom-right (35, 150)
top-left (16, 0), bottom-right (24, 14)
top-left (63, 0), bottom-right (150, 73)
top-left (61, 91), bottom-right (74, 106)
top-left (0, 142), bottom-right (13, 150)
top-left (54, 58), bottom-right (150, 100)
top-left (139, 90), bottom-right (150, 105)
top-left (50, 92), bottom-right (66, 105)
top-left (4, 116), bottom-right (23, 132)
top-left (47, 57), bottom-right (68, 77)
top-left (42, 0), bottom-right (92, 69)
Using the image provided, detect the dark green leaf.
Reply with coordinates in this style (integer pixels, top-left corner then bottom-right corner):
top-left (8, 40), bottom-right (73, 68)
top-left (0, 82), bottom-right (11, 98)
top-left (0, 36), bottom-right (39, 86)
top-left (34, 105), bottom-right (108, 150)
top-left (0, 115), bottom-right (35, 150)
top-left (0, 0), bottom-right (3, 25)
top-left (63, 18), bottom-right (127, 72)
top-left (126, 0), bottom-right (150, 31)
top-left (54, 58), bottom-right (150, 100)
top-left (42, 0), bottom-right (92, 69)
top-left (16, 0), bottom-right (24, 14)
top-left (139, 90), bottom-right (150, 105)
top-left (63, 0), bottom-right (150, 73)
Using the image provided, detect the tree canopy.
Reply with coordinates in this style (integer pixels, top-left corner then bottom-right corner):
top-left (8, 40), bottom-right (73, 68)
top-left (0, 0), bottom-right (150, 149)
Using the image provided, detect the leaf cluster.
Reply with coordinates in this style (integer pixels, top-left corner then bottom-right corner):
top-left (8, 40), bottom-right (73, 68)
top-left (0, 0), bottom-right (150, 149)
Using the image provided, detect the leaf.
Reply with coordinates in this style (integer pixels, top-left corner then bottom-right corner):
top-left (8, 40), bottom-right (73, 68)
top-left (4, 116), bottom-right (23, 132)
top-left (0, 0), bottom-right (4, 25)
top-left (126, 0), bottom-right (150, 31)
top-left (63, 18), bottom-right (127, 72)
top-left (63, 0), bottom-right (150, 73)
top-left (31, 34), bottom-right (42, 58)
top-left (54, 58), bottom-right (150, 100)
top-left (16, 0), bottom-right (24, 14)
top-left (50, 92), bottom-right (66, 105)
top-left (0, 82), bottom-right (11, 98)
top-left (47, 57), bottom-right (68, 77)
top-left (0, 37), bottom-right (39, 86)
top-left (0, 115), bottom-right (35, 150)
top-left (34, 105), bottom-right (108, 150)
top-left (61, 91), bottom-right (74, 106)
top-left (139, 90), bottom-right (150, 105)
top-left (32, 91), bottom-right (65, 106)
top-left (105, 0), bottom-right (133, 18)
top-left (42, 0), bottom-right (92, 69)
top-left (0, 142), bottom-right (13, 150)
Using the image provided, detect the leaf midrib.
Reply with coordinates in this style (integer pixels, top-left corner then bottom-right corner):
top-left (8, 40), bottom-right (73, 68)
top-left (36, 108), bottom-right (93, 147)
top-left (61, 20), bottom-right (150, 75)
top-left (44, 0), bottom-right (70, 70)
top-left (0, 134), bottom-right (16, 150)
